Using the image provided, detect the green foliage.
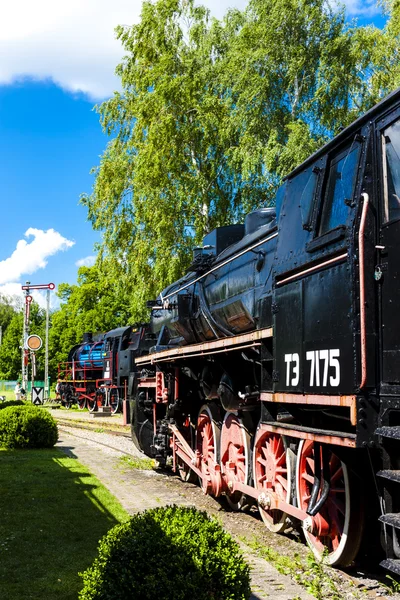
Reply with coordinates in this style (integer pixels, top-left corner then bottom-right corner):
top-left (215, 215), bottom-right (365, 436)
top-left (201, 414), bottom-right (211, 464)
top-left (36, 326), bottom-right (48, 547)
top-left (79, 0), bottom-right (390, 324)
top-left (83, 0), bottom-right (242, 321)
top-left (0, 301), bottom-right (47, 381)
top-left (0, 312), bottom-right (24, 380)
top-left (118, 454), bottom-right (156, 470)
top-left (385, 573), bottom-right (400, 594)
top-left (0, 400), bottom-right (26, 410)
top-left (0, 293), bottom-right (18, 337)
top-left (246, 538), bottom-right (341, 600)
top-left (0, 405), bottom-right (58, 449)
top-left (0, 448), bottom-right (128, 600)
top-left (79, 505), bottom-right (251, 600)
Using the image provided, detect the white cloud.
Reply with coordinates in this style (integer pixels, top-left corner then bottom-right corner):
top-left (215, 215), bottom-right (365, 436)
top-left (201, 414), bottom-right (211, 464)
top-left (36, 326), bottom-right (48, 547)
top-left (0, 0), bottom-right (249, 99)
top-left (0, 0), bottom-right (382, 100)
top-left (75, 255), bottom-right (96, 267)
top-left (0, 284), bottom-right (61, 311)
top-left (0, 283), bottom-right (60, 310)
top-left (0, 283), bottom-right (25, 305)
top-left (0, 228), bottom-right (74, 285)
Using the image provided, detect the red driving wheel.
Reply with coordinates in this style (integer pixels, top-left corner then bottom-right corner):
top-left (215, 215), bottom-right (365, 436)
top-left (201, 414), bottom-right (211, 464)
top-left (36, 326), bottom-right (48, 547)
top-left (296, 440), bottom-right (363, 566)
top-left (196, 405), bottom-right (221, 496)
top-left (220, 412), bottom-right (251, 510)
top-left (253, 428), bottom-right (291, 532)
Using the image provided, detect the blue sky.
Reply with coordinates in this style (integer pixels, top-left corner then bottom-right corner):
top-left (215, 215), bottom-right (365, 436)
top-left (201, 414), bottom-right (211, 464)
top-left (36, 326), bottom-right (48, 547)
top-left (0, 82), bottom-right (104, 294)
top-left (0, 0), bottom-right (387, 308)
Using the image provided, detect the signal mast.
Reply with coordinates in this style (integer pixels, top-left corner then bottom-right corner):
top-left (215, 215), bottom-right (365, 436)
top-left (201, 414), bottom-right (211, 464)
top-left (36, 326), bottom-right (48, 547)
top-left (21, 282), bottom-right (55, 396)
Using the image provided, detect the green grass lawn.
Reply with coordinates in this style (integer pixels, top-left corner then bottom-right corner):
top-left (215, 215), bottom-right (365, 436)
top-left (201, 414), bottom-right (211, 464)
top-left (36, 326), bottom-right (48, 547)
top-left (0, 448), bottom-right (128, 600)
top-left (1, 390), bottom-right (18, 401)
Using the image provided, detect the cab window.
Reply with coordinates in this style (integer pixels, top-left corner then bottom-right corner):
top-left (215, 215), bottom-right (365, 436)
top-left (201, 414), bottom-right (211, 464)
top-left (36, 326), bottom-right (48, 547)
top-left (382, 118), bottom-right (400, 223)
top-left (319, 142), bottom-right (360, 235)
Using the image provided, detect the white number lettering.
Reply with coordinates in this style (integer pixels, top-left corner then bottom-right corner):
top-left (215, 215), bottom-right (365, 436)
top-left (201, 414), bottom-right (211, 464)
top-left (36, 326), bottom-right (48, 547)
top-left (292, 353), bottom-right (300, 386)
top-left (284, 353), bottom-right (300, 386)
top-left (329, 349), bottom-right (340, 386)
top-left (315, 350), bottom-right (320, 386)
top-left (306, 351), bottom-right (315, 386)
top-left (284, 354), bottom-right (292, 386)
top-left (306, 349), bottom-right (341, 387)
top-left (319, 349), bottom-right (329, 387)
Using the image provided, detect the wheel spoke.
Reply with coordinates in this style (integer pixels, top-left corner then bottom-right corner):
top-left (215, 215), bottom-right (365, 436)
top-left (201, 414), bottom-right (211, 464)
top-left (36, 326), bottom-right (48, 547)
top-left (306, 456), bottom-right (315, 471)
top-left (330, 465), bottom-right (343, 485)
top-left (261, 446), bottom-right (269, 459)
top-left (329, 496), bottom-right (345, 517)
top-left (276, 452), bottom-right (286, 466)
top-left (275, 466), bottom-right (287, 474)
top-left (301, 472), bottom-right (314, 484)
top-left (276, 474), bottom-right (288, 490)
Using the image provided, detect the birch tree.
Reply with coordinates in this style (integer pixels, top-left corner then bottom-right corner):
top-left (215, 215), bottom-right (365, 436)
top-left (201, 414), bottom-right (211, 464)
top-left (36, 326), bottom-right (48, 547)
top-left (82, 0), bottom-right (385, 321)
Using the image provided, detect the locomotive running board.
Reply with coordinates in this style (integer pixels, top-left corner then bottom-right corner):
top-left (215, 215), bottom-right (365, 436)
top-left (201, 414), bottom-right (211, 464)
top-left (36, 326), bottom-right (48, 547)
top-left (254, 421), bottom-right (356, 448)
top-left (261, 392), bottom-right (358, 427)
top-left (135, 327), bottom-right (273, 365)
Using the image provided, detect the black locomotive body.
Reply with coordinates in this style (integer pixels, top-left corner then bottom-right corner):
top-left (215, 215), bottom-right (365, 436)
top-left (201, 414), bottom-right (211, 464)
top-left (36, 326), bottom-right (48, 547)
top-left (102, 87), bottom-right (400, 575)
top-left (58, 325), bottom-right (152, 413)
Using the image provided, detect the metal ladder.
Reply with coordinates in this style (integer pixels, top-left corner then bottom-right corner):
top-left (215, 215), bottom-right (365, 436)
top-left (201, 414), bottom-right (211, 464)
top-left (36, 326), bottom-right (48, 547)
top-left (376, 426), bottom-right (400, 576)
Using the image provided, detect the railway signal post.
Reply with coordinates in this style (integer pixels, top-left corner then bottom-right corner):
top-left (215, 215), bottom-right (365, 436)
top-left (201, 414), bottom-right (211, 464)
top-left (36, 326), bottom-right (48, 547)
top-left (21, 282), bottom-right (55, 394)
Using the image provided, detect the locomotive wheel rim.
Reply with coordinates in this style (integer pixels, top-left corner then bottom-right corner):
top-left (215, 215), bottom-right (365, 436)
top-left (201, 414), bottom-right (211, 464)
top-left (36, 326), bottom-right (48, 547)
top-left (253, 429), bottom-right (291, 533)
top-left (196, 404), bottom-right (221, 496)
top-left (296, 440), bottom-right (351, 566)
top-left (220, 412), bottom-right (250, 510)
top-left (110, 389), bottom-right (120, 415)
top-left (87, 394), bottom-right (99, 413)
top-left (77, 397), bottom-right (86, 410)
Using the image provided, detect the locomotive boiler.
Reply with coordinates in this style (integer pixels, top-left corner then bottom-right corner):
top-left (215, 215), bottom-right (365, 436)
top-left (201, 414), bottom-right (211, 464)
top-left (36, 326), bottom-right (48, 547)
top-left (129, 86), bottom-right (400, 575)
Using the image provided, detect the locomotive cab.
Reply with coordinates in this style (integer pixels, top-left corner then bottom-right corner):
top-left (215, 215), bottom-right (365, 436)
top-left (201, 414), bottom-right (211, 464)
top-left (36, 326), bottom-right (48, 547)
top-left (272, 89), bottom-right (400, 414)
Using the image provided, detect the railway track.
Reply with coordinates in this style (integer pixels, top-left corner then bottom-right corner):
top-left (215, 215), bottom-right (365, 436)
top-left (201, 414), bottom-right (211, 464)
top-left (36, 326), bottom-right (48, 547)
top-left (55, 415), bottom-right (397, 599)
top-left (56, 418), bottom-right (131, 438)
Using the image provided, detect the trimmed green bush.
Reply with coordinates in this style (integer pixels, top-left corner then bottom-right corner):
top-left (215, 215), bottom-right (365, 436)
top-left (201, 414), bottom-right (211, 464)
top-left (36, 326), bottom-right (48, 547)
top-left (0, 405), bottom-right (58, 449)
top-left (0, 400), bottom-right (26, 410)
top-left (79, 505), bottom-right (251, 600)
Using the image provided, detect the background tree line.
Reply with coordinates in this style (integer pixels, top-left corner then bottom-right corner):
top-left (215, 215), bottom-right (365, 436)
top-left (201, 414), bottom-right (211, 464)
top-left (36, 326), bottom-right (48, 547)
top-left (1, 0), bottom-right (399, 381)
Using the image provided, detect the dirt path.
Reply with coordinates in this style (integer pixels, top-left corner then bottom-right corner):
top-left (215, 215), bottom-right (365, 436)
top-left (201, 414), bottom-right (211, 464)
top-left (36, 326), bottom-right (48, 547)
top-left (57, 427), bottom-right (315, 600)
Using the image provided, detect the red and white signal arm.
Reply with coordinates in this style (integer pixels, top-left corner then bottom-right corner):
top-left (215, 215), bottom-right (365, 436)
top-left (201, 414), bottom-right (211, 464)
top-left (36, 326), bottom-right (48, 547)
top-left (26, 335), bottom-right (43, 351)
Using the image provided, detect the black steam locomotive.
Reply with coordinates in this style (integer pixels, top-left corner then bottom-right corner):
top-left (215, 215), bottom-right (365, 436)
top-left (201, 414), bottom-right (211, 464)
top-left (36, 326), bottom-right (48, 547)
top-left (128, 87), bottom-right (400, 575)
